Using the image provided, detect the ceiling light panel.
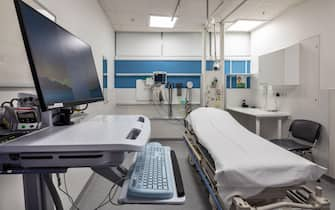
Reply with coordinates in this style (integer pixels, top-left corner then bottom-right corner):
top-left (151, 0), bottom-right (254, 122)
top-left (149, 15), bottom-right (178, 28)
top-left (227, 20), bottom-right (266, 32)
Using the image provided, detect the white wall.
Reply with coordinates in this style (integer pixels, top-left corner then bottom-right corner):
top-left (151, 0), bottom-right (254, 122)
top-left (0, 0), bottom-right (115, 209)
top-left (250, 0), bottom-right (335, 177)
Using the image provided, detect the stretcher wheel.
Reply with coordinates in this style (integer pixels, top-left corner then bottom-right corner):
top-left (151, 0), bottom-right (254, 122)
top-left (188, 155), bottom-right (195, 166)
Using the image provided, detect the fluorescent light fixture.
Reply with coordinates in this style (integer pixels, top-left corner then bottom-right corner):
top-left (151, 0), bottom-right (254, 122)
top-left (149, 15), bottom-right (178, 28)
top-left (227, 20), bottom-right (266, 32)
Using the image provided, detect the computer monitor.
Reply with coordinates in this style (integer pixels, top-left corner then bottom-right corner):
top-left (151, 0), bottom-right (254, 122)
top-left (153, 72), bottom-right (167, 85)
top-left (14, 0), bottom-right (104, 112)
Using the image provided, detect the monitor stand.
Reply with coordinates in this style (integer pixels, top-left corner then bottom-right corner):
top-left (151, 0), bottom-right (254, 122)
top-left (53, 108), bottom-right (74, 126)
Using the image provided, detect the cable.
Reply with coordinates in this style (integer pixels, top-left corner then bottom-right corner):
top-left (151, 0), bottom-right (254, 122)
top-left (10, 98), bottom-right (20, 107)
top-left (63, 174), bottom-right (80, 210)
top-left (56, 174), bottom-right (80, 210)
top-left (56, 173), bottom-right (125, 210)
top-left (108, 185), bottom-right (121, 206)
top-left (93, 177), bottom-right (125, 210)
top-left (93, 184), bottom-right (117, 210)
top-left (1, 101), bottom-right (11, 108)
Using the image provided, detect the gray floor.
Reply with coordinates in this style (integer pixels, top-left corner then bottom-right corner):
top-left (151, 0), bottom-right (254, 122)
top-left (76, 140), bottom-right (210, 210)
top-left (76, 140), bottom-right (335, 210)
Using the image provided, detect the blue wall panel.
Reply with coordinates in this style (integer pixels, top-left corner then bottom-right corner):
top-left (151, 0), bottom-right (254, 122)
top-left (231, 76), bottom-right (237, 88)
top-left (115, 60), bottom-right (201, 74)
top-left (246, 61), bottom-right (251, 74)
top-left (226, 76), bottom-right (231, 88)
top-left (103, 58), bottom-right (108, 88)
top-left (206, 60), bottom-right (230, 72)
top-left (224, 61), bottom-right (230, 74)
top-left (232, 61), bottom-right (245, 74)
top-left (206, 61), bottom-right (214, 70)
top-left (247, 77), bottom-right (251, 88)
top-left (115, 60), bottom-right (250, 88)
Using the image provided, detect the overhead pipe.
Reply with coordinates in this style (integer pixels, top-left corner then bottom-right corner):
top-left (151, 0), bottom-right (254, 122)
top-left (206, 0), bottom-right (209, 20)
top-left (220, 21), bottom-right (227, 109)
top-left (208, 0), bottom-right (249, 24)
top-left (209, 0), bottom-right (225, 19)
top-left (207, 0), bottom-right (213, 58)
top-left (201, 29), bottom-right (207, 107)
top-left (219, 0), bottom-right (249, 23)
top-left (171, 0), bottom-right (181, 21)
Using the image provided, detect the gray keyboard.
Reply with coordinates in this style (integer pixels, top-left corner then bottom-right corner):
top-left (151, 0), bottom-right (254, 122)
top-left (127, 142), bottom-right (174, 199)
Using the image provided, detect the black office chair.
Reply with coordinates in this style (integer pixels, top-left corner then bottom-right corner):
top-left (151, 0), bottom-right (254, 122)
top-left (270, 120), bottom-right (321, 159)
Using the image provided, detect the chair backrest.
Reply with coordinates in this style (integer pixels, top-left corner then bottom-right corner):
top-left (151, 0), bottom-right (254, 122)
top-left (289, 120), bottom-right (321, 144)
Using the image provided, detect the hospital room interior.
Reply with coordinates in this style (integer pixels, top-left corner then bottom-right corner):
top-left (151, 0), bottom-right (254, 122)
top-left (1, 0), bottom-right (335, 209)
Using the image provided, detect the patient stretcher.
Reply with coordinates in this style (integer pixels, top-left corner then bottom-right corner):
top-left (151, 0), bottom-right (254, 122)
top-left (184, 107), bottom-right (330, 210)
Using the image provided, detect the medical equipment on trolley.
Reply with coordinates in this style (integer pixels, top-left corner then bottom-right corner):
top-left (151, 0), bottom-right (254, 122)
top-left (153, 71), bottom-right (167, 85)
top-left (205, 71), bottom-right (224, 108)
top-left (1, 106), bottom-right (41, 131)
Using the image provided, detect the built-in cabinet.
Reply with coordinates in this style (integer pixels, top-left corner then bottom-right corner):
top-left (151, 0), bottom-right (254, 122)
top-left (259, 44), bottom-right (300, 86)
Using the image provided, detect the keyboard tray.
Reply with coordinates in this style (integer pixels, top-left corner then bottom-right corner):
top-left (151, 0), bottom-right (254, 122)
top-left (118, 149), bottom-right (185, 205)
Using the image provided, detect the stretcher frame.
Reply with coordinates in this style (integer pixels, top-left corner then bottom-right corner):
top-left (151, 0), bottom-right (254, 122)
top-left (183, 122), bottom-right (330, 210)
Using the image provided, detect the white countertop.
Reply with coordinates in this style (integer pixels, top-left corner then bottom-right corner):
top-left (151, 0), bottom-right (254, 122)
top-left (227, 107), bottom-right (290, 118)
top-left (0, 115), bottom-right (151, 153)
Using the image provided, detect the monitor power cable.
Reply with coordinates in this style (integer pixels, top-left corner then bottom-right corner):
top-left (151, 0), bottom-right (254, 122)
top-left (56, 173), bottom-right (80, 210)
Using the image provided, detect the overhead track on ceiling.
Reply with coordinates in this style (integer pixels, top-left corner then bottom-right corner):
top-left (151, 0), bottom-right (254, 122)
top-left (172, 0), bottom-right (181, 21)
top-left (210, 0), bottom-right (225, 19)
top-left (208, 0), bottom-right (249, 24)
top-left (220, 0), bottom-right (248, 23)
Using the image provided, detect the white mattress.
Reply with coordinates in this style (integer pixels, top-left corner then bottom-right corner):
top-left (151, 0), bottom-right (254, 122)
top-left (187, 107), bottom-right (326, 208)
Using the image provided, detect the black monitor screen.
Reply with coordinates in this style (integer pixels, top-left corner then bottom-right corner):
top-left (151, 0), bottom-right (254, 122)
top-left (15, 0), bottom-right (104, 111)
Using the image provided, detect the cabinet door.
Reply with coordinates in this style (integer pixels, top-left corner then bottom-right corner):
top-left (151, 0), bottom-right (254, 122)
top-left (259, 44), bottom-right (300, 86)
top-left (259, 50), bottom-right (285, 85)
top-left (284, 44), bottom-right (300, 85)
